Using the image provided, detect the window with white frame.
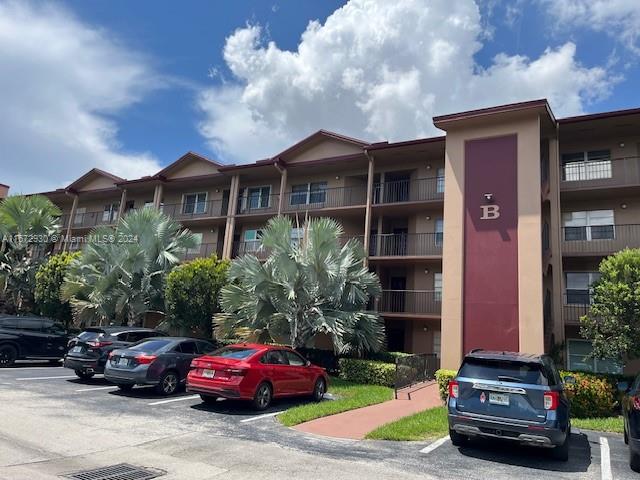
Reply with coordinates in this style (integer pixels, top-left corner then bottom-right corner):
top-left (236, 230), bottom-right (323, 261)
top-left (562, 150), bottom-right (611, 181)
top-left (290, 227), bottom-right (304, 247)
top-left (243, 229), bottom-right (263, 252)
top-left (565, 272), bottom-right (600, 305)
top-left (434, 272), bottom-right (442, 302)
top-left (563, 210), bottom-right (614, 241)
top-left (240, 186), bottom-right (271, 210)
top-left (435, 219), bottom-right (444, 246)
top-left (436, 167), bottom-right (445, 193)
top-left (433, 331), bottom-right (441, 359)
top-left (290, 182), bottom-right (327, 205)
top-left (102, 203), bottom-right (119, 223)
top-left (74, 207), bottom-right (86, 226)
top-left (567, 339), bottom-right (622, 374)
top-left (183, 193), bottom-right (207, 215)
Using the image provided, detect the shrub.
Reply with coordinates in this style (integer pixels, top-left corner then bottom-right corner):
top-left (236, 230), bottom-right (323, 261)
top-left (338, 358), bottom-right (395, 387)
top-left (560, 370), bottom-right (620, 418)
top-left (435, 369), bottom-right (456, 402)
top-left (34, 251), bottom-right (80, 327)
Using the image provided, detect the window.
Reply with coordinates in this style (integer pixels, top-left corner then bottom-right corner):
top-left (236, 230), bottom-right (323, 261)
top-left (243, 229), bottom-right (262, 252)
top-left (125, 331), bottom-right (156, 343)
top-left (186, 233), bottom-right (203, 255)
top-left (436, 167), bottom-right (445, 193)
top-left (241, 186), bottom-right (271, 210)
top-left (435, 219), bottom-right (444, 246)
top-left (562, 150), bottom-right (611, 181)
top-left (17, 319), bottom-right (43, 331)
top-left (130, 339), bottom-right (172, 352)
top-left (563, 210), bottom-right (614, 241)
top-left (434, 273), bottom-right (442, 302)
top-left (211, 346), bottom-right (258, 359)
top-left (183, 193), bottom-right (207, 215)
top-left (74, 207), bottom-right (86, 226)
top-left (290, 227), bottom-right (303, 247)
top-left (178, 341), bottom-right (198, 354)
top-left (567, 339), bottom-right (622, 374)
top-left (283, 350), bottom-right (306, 366)
top-left (102, 203), bottom-right (119, 223)
top-left (261, 350), bottom-right (288, 365)
top-left (565, 272), bottom-right (600, 304)
top-left (433, 331), bottom-right (441, 359)
top-left (197, 341), bottom-right (215, 354)
top-left (124, 201), bottom-right (135, 213)
top-left (290, 182), bottom-right (328, 205)
top-left (458, 358), bottom-right (549, 385)
top-left (144, 201), bottom-right (154, 209)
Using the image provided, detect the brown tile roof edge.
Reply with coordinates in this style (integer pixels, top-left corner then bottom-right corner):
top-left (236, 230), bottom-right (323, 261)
top-left (272, 129), bottom-right (370, 160)
top-left (433, 99), bottom-right (553, 127)
top-left (366, 135), bottom-right (446, 151)
top-left (558, 106), bottom-right (640, 124)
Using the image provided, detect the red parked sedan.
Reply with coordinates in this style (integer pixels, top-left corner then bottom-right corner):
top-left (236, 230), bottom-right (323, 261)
top-left (186, 343), bottom-right (329, 410)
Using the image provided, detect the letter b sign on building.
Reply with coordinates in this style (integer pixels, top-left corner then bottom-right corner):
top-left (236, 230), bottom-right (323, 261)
top-left (480, 205), bottom-right (501, 220)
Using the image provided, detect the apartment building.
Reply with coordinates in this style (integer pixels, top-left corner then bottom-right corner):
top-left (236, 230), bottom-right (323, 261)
top-left (33, 99), bottom-right (640, 374)
top-left (0, 184), bottom-right (9, 199)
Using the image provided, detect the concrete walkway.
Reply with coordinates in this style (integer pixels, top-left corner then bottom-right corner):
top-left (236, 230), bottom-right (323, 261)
top-left (294, 381), bottom-right (442, 440)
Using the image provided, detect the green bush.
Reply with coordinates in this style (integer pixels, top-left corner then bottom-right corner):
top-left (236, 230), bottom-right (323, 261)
top-left (338, 358), bottom-right (395, 387)
top-left (34, 252), bottom-right (80, 327)
top-left (561, 370), bottom-right (622, 418)
top-left (435, 369), bottom-right (456, 402)
top-left (367, 351), bottom-right (412, 363)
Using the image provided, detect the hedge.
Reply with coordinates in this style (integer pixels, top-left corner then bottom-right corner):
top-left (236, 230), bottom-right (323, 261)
top-left (435, 369), bottom-right (456, 402)
top-left (338, 358), bottom-right (396, 387)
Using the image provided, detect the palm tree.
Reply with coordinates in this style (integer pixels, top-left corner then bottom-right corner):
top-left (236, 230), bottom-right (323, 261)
top-left (214, 216), bottom-right (384, 355)
top-left (62, 208), bottom-right (196, 326)
top-left (0, 195), bottom-right (62, 312)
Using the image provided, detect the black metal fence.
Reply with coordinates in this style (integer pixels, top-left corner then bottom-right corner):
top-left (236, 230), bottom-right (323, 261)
top-left (395, 353), bottom-right (440, 399)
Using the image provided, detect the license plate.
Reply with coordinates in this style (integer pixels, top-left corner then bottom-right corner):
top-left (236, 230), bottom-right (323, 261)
top-left (70, 346), bottom-right (84, 353)
top-left (202, 369), bottom-right (215, 379)
top-left (489, 392), bottom-right (510, 406)
top-left (117, 357), bottom-right (129, 367)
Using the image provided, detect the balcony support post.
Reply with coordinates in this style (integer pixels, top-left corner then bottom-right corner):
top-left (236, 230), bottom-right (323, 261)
top-left (153, 183), bottom-right (164, 210)
top-left (363, 151), bottom-right (375, 266)
top-left (548, 135), bottom-right (565, 348)
top-left (63, 192), bottom-right (79, 252)
top-left (275, 161), bottom-right (287, 215)
top-left (222, 175), bottom-right (240, 260)
top-left (117, 188), bottom-right (127, 221)
top-left (376, 216), bottom-right (383, 256)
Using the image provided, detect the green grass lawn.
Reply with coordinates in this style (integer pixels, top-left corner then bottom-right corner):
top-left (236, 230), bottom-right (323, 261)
top-left (573, 416), bottom-right (624, 433)
top-left (277, 377), bottom-right (393, 427)
top-left (365, 406), bottom-right (448, 441)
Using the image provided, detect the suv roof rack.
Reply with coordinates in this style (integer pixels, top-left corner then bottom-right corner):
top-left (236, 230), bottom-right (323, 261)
top-left (469, 348), bottom-right (484, 353)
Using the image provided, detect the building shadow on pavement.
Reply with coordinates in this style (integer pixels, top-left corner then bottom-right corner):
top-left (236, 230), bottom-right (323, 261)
top-left (190, 396), bottom-right (316, 416)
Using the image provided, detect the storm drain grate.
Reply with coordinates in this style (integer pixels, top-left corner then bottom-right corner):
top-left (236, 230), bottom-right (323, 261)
top-left (61, 463), bottom-right (165, 480)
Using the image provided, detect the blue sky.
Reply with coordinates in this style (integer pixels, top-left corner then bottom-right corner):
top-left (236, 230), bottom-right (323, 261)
top-left (1, 0), bottom-right (639, 192)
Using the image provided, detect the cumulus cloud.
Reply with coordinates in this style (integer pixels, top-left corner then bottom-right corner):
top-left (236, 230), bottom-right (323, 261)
top-left (539, 0), bottom-right (640, 55)
top-left (198, 0), bottom-right (617, 164)
top-left (0, 1), bottom-right (162, 193)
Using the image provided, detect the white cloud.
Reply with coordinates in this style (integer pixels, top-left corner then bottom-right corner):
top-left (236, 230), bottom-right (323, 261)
top-left (198, 0), bottom-right (617, 164)
top-left (539, 0), bottom-right (640, 55)
top-left (0, 1), bottom-right (162, 194)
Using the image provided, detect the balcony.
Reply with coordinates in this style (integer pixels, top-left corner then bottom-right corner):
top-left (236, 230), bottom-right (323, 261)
top-left (376, 290), bottom-right (441, 316)
top-left (373, 176), bottom-right (444, 205)
top-left (162, 200), bottom-right (227, 221)
top-left (560, 156), bottom-right (640, 192)
top-left (232, 240), bottom-right (271, 260)
top-left (562, 294), bottom-right (592, 325)
top-left (236, 193), bottom-right (280, 216)
top-left (562, 224), bottom-right (640, 256)
top-left (283, 185), bottom-right (366, 212)
top-left (66, 210), bottom-right (118, 229)
top-left (178, 242), bottom-right (222, 262)
top-left (369, 233), bottom-right (442, 258)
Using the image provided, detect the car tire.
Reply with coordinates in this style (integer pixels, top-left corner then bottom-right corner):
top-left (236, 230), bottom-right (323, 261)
top-left (312, 378), bottom-right (326, 402)
top-left (253, 382), bottom-right (272, 411)
top-left (117, 384), bottom-right (134, 392)
top-left (551, 433), bottom-right (570, 461)
top-left (200, 394), bottom-right (218, 405)
top-left (449, 429), bottom-right (467, 447)
top-left (631, 449), bottom-right (640, 472)
top-left (0, 344), bottom-right (18, 368)
top-left (156, 371), bottom-right (179, 396)
top-left (75, 369), bottom-right (94, 380)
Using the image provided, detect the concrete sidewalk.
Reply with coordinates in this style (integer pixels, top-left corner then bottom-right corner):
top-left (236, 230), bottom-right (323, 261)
top-left (294, 381), bottom-right (442, 440)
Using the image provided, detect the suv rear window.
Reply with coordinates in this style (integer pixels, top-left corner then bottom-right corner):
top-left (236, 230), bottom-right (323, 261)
top-left (458, 358), bottom-right (549, 386)
top-left (130, 339), bottom-right (172, 353)
top-left (78, 330), bottom-right (105, 341)
top-left (211, 347), bottom-right (258, 359)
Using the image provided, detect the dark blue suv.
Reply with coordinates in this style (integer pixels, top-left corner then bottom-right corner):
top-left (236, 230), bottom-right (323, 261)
top-left (447, 350), bottom-right (573, 461)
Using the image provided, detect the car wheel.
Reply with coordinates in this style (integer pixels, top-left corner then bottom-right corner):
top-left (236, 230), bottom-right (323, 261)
top-left (117, 384), bottom-right (134, 392)
top-left (449, 429), bottom-right (467, 447)
top-left (551, 433), bottom-right (570, 461)
top-left (156, 371), bottom-right (179, 395)
top-left (312, 377), bottom-right (326, 402)
top-left (74, 369), bottom-right (94, 380)
top-left (0, 345), bottom-right (17, 368)
top-left (253, 382), bottom-right (272, 411)
top-left (200, 394), bottom-right (218, 405)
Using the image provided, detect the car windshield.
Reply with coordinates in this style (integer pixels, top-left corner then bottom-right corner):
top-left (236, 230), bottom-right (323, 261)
top-left (77, 330), bottom-right (104, 341)
top-left (129, 340), bottom-right (172, 353)
top-left (210, 346), bottom-right (258, 359)
top-left (458, 358), bottom-right (549, 386)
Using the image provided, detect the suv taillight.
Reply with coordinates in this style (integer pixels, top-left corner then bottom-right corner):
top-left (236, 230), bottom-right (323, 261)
top-left (544, 391), bottom-right (559, 410)
top-left (448, 380), bottom-right (459, 399)
top-left (88, 341), bottom-right (112, 348)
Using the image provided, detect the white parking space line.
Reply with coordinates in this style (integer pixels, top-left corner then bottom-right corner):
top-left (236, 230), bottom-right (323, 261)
top-left (148, 395), bottom-right (200, 406)
top-left (75, 386), bottom-right (118, 392)
top-left (15, 375), bottom-right (78, 380)
top-left (420, 435), bottom-right (450, 454)
top-left (240, 411), bottom-right (286, 423)
top-left (600, 437), bottom-right (612, 480)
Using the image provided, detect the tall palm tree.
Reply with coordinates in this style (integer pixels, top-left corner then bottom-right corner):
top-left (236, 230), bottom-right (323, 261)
top-left (0, 195), bottom-right (62, 312)
top-left (215, 217), bottom-right (384, 355)
top-left (62, 208), bottom-right (195, 326)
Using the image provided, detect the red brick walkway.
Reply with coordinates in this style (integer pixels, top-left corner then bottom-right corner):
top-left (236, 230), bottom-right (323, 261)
top-left (294, 381), bottom-right (442, 440)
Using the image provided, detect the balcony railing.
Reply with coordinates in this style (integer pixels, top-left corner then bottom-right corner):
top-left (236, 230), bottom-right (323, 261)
top-left (178, 242), bottom-right (223, 262)
top-left (232, 240), bottom-right (271, 260)
top-left (369, 233), bottom-right (443, 257)
top-left (67, 210), bottom-right (118, 229)
top-left (562, 224), bottom-right (640, 255)
top-left (162, 200), bottom-right (228, 220)
top-left (283, 185), bottom-right (366, 211)
top-left (562, 294), bottom-right (592, 325)
top-left (377, 290), bottom-right (441, 315)
top-left (560, 156), bottom-right (640, 191)
top-left (236, 193), bottom-right (280, 215)
top-left (373, 176), bottom-right (444, 204)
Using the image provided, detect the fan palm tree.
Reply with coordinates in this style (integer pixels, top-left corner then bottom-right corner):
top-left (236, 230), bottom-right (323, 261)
top-left (214, 216), bottom-right (384, 355)
top-left (62, 208), bottom-right (196, 326)
top-left (0, 195), bottom-right (62, 312)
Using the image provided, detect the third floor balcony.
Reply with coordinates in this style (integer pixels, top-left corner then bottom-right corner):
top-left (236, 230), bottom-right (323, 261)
top-left (282, 185), bottom-right (367, 212)
top-left (369, 233), bottom-right (442, 258)
top-left (560, 156), bottom-right (640, 193)
top-left (562, 224), bottom-right (640, 256)
top-left (373, 176), bottom-right (444, 205)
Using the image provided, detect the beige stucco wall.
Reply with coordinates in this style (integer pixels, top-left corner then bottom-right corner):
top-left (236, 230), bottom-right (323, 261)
top-left (284, 138), bottom-right (363, 163)
top-left (165, 159), bottom-right (219, 179)
top-left (78, 176), bottom-right (118, 191)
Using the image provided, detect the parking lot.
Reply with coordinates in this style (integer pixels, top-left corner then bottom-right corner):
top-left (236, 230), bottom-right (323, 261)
top-left (0, 362), bottom-right (635, 480)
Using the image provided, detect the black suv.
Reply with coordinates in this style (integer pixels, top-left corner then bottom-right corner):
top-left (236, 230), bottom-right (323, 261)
top-left (0, 315), bottom-right (70, 366)
top-left (64, 326), bottom-right (166, 379)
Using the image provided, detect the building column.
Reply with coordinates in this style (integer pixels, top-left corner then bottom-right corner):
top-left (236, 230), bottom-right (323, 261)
top-left (276, 164), bottom-right (288, 215)
top-left (117, 188), bottom-right (127, 220)
top-left (548, 135), bottom-right (565, 349)
top-left (63, 193), bottom-right (79, 252)
top-left (363, 152), bottom-right (375, 266)
top-left (153, 183), bottom-right (164, 209)
top-left (222, 175), bottom-right (240, 259)
top-left (376, 216), bottom-right (383, 256)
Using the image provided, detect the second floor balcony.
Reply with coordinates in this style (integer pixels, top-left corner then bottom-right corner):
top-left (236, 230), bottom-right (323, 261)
top-left (63, 210), bottom-right (118, 229)
top-left (232, 240), bottom-right (271, 260)
top-left (562, 293), bottom-right (591, 325)
top-left (562, 224), bottom-right (640, 255)
top-left (162, 200), bottom-right (228, 221)
top-left (178, 242), bottom-right (223, 262)
top-left (282, 185), bottom-right (367, 212)
top-left (369, 233), bottom-right (443, 257)
top-left (376, 290), bottom-right (441, 316)
top-left (374, 176), bottom-right (444, 205)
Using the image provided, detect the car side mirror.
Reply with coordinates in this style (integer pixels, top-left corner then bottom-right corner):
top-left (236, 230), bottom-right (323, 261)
top-left (617, 381), bottom-right (630, 393)
top-left (563, 375), bottom-right (576, 385)
top-left (305, 360), bottom-right (311, 367)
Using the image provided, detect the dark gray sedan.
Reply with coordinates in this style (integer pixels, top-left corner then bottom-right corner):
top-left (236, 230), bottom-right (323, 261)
top-left (104, 337), bottom-right (215, 395)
